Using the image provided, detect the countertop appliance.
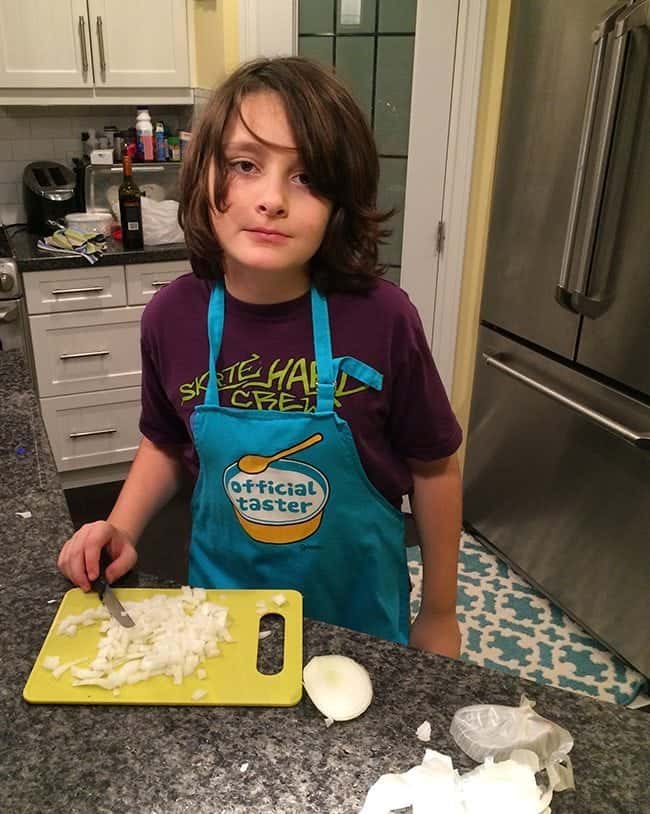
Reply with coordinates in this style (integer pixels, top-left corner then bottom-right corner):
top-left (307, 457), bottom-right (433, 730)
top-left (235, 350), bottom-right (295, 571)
top-left (0, 254), bottom-right (27, 354)
top-left (0, 227), bottom-right (35, 378)
top-left (85, 161), bottom-right (181, 215)
top-left (463, 0), bottom-right (649, 676)
top-left (23, 161), bottom-right (77, 236)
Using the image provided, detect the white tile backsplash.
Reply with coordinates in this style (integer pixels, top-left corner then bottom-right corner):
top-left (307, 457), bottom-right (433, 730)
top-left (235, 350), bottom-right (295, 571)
top-left (0, 182), bottom-right (17, 203)
top-left (0, 103), bottom-right (193, 224)
top-left (0, 160), bottom-right (23, 183)
top-left (12, 138), bottom-right (55, 161)
top-left (29, 116), bottom-right (74, 138)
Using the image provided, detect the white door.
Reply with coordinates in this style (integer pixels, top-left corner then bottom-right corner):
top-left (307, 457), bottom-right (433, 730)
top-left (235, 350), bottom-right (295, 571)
top-left (400, 1), bottom-right (458, 354)
top-left (87, 0), bottom-right (189, 88)
top-left (0, 0), bottom-right (92, 88)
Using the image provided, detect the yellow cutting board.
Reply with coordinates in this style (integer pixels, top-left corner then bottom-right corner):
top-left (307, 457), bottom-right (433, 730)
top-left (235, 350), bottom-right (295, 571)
top-left (23, 588), bottom-right (303, 706)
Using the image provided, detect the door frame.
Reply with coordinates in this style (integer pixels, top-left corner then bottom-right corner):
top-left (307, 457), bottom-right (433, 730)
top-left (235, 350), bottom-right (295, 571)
top-left (239, 0), bottom-right (487, 394)
top-left (430, 0), bottom-right (487, 393)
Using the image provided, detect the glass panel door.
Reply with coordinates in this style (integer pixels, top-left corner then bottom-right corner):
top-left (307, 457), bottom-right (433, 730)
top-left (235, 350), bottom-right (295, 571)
top-left (298, 0), bottom-right (417, 285)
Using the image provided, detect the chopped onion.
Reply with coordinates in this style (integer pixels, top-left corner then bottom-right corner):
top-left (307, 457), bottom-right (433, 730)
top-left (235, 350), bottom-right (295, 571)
top-left (416, 720), bottom-right (432, 742)
top-left (303, 655), bottom-right (373, 722)
top-left (42, 656), bottom-right (61, 671)
top-left (191, 689), bottom-right (207, 701)
top-left (272, 593), bottom-right (287, 607)
top-left (52, 657), bottom-right (85, 679)
top-left (51, 587), bottom-right (230, 692)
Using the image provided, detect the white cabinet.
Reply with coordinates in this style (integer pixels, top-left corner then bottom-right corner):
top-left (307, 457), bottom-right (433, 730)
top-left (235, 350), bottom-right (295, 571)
top-left (24, 260), bottom-right (188, 483)
top-left (0, 0), bottom-right (189, 93)
top-left (125, 260), bottom-right (190, 305)
top-left (40, 387), bottom-right (142, 472)
top-left (0, 0), bottom-right (92, 88)
top-left (23, 266), bottom-right (127, 314)
top-left (88, 0), bottom-right (189, 88)
top-left (29, 306), bottom-right (144, 397)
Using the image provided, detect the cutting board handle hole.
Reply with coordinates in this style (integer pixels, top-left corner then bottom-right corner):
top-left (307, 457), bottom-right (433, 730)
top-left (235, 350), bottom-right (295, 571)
top-left (256, 613), bottom-right (285, 675)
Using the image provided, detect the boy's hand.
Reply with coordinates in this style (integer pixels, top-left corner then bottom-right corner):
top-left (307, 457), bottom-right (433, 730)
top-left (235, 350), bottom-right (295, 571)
top-left (409, 609), bottom-right (461, 659)
top-left (57, 521), bottom-right (137, 592)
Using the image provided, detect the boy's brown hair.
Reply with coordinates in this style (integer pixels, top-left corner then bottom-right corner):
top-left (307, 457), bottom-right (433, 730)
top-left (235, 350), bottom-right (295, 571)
top-left (179, 57), bottom-right (391, 293)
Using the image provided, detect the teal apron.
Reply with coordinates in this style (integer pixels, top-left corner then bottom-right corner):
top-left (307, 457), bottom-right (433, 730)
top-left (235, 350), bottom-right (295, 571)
top-left (188, 282), bottom-right (409, 643)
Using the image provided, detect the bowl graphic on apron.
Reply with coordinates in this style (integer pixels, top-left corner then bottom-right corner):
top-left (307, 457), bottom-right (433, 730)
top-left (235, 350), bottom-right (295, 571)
top-left (223, 458), bottom-right (330, 544)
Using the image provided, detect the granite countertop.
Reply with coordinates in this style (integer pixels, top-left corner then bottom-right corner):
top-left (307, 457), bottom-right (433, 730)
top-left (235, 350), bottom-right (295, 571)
top-left (5, 227), bottom-right (188, 271)
top-left (1, 350), bottom-right (649, 814)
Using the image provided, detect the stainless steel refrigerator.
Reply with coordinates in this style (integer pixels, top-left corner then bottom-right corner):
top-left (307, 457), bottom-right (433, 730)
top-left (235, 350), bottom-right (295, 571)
top-left (463, 0), bottom-right (650, 677)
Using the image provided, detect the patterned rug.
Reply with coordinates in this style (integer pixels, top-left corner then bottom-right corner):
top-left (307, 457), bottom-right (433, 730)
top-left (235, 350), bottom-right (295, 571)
top-left (407, 532), bottom-right (648, 706)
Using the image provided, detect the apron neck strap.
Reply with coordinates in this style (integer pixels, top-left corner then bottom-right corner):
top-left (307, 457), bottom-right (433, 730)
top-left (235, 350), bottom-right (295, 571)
top-left (205, 282), bottom-right (336, 411)
top-left (310, 286), bottom-right (335, 412)
top-left (205, 281), bottom-right (225, 406)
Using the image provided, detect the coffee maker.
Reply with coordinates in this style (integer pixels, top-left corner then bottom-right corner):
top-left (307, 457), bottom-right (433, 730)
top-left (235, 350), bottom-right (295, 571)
top-left (23, 161), bottom-right (78, 235)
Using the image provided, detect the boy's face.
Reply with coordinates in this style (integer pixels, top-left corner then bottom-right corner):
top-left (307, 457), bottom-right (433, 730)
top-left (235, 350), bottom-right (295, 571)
top-left (210, 92), bottom-right (333, 287)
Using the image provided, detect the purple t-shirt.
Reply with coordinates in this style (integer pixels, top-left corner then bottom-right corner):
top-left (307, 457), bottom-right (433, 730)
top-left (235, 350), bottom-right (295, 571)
top-left (140, 273), bottom-right (462, 508)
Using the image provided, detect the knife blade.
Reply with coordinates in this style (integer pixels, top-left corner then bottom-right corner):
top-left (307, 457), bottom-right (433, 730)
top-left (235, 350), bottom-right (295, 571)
top-left (92, 550), bottom-right (135, 628)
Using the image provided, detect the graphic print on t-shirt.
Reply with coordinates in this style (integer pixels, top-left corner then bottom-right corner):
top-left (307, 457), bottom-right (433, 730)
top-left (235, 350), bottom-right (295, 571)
top-left (179, 353), bottom-right (369, 411)
top-left (222, 432), bottom-right (329, 544)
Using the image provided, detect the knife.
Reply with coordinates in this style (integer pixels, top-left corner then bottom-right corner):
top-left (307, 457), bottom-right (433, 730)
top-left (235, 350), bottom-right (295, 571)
top-left (92, 549), bottom-right (135, 628)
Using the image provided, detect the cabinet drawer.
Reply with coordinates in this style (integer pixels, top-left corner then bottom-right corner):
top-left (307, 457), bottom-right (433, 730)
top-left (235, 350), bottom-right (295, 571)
top-left (23, 266), bottom-right (126, 314)
top-left (125, 260), bottom-right (190, 305)
top-left (40, 387), bottom-right (141, 472)
top-left (30, 306), bottom-right (144, 397)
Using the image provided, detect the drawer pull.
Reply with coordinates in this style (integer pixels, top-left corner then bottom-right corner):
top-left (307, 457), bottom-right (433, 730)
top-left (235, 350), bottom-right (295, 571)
top-left (59, 350), bottom-right (110, 360)
top-left (51, 286), bottom-right (105, 296)
top-left (151, 281), bottom-right (170, 288)
top-left (69, 428), bottom-right (117, 439)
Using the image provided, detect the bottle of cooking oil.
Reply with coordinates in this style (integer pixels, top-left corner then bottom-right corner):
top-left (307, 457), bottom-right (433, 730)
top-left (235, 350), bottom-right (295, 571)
top-left (119, 148), bottom-right (143, 251)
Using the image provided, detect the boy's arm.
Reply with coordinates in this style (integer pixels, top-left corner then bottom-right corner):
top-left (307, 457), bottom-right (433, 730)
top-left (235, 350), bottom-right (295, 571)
top-left (406, 453), bottom-right (462, 658)
top-left (58, 436), bottom-right (185, 590)
top-left (107, 435), bottom-right (185, 546)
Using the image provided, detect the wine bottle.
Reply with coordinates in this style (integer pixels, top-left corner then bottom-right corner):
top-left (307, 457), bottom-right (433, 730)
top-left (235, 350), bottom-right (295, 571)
top-left (119, 150), bottom-right (144, 250)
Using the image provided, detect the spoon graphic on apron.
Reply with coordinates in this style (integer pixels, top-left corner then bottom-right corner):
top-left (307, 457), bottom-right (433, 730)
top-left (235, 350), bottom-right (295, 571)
top-left (237, 433), bottom-right (324, 475)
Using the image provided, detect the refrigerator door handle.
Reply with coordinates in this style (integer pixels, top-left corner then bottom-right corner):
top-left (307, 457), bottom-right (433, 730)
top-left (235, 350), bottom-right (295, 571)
top-left (483, 353), bottom-right (650, 450)
top-left (555, 1), bottom-right (630, 314)
top-left (570, 0), bottom-right (650, 319)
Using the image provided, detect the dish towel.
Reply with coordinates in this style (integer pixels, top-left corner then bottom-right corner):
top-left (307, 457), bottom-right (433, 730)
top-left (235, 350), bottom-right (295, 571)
top-left (37, 228), bottom-right (106, 265)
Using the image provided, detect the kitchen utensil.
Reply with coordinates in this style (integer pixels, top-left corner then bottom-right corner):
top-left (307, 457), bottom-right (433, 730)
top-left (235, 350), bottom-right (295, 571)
top-left (238, 432), bottom-right (324, 474)
top-left (23, 588), bottom-right (302, 706)
top-left (91, 550), bottom-right (134, 628)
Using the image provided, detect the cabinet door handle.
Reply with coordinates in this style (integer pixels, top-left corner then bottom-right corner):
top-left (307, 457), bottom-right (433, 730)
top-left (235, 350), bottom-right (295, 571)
top-left (151, 281), bottom-right (170, 288)
top-left (50, 286), bottom-right (104, 295)
top-left (97, 16), bottom-right (107, 77)
top-left (69, 428), bottom-right (117, 439)
top-left (59, 350), bottom-right (110, 360)
top-left (483, 353), bottom-right (650, 450)
top-left (78, 16), bottom-right (89, 78)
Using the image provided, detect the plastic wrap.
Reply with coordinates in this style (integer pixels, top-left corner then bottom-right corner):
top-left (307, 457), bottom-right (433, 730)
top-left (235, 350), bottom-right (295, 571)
top-left (140, 197), bottom-right (184, 246)
top-left (450, 696), bottom-right (574, 791)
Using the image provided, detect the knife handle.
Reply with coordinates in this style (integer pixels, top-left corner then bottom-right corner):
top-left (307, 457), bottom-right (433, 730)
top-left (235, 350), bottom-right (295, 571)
top-left (91, 548), bottom-right (112, 597)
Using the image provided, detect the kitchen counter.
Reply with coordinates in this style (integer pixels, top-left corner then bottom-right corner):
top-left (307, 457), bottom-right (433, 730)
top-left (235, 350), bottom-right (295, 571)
top-left (1, 350), bottom-right (649, 814)
top-left (5, 227), bottom-right (188, 271)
